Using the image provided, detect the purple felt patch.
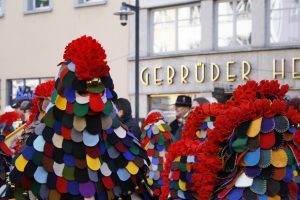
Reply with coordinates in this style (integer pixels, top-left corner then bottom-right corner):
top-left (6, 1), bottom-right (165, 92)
top-left (245, 166), bottom-right (262, 178)
top-left (261, 118), bottom-right (275, 133)
top-left (79, 181), bottom-right (96, 197)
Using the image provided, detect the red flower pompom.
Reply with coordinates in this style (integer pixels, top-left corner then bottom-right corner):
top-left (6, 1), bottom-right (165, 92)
top-left (26, 80), bottom-right (55, 128)
top-left (34, 80), bottom-right (55, 98)
top-left (294, 130), bottom-right (300, 146)
top-left (142, 112), bottom-right (164, 130)
top-left (63, 35), bottom-right (110, 80)
top-left (0, 112), bottom-right (21, 127)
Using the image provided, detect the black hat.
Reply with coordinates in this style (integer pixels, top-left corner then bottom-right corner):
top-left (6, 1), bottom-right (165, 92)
top-left (175, 95), bottom-right (192, 107)
top-left (11, 99), bottom-right (22, 109)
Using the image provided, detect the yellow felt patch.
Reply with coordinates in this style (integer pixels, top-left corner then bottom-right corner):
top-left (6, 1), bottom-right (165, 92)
top-left (272, 149), bottom-right (288, 168)
top-left (158, 125), bottom-right (165, 132)
top-left (175, 156), bottom-right (181, 162)
top-left (179, 179), bottom-right (187, 191)
top-left (246, 117), bottom-right (262, 137)
top-left (55, 95), bottom-right (67, 110)
top-left (86, 154), bottom-right (101, 171)
top-left (147, 178), bottom-right (153, 186)
top-left (126, 161), bottom-right (139, 175)
top-left (15, 155), bottom-right (29, 172)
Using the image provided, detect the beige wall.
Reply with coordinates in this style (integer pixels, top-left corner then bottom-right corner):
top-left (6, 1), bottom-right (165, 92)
top-left (0, 0), bottom-right (129, 111)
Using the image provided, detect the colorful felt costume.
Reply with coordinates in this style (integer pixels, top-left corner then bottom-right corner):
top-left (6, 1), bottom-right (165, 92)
top-left (191, 80), bottom-right (300, 200)
top-left (0, 111), bottom-right (22, 198)
top-left (161, 103), bottom-right (223, 200)
top-left (140, 111), bottom-right (173, 197)
top-left (10, 36), bottom-right (150, 200)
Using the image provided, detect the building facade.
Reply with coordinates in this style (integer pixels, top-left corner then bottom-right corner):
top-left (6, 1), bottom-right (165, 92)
top-left (127, 0), bottom-right (300, 120)
top-left (0, 0), bottom-right (129, 112)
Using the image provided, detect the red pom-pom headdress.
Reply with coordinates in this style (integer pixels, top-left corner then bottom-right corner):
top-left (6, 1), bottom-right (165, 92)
top-left (0, 111), bottom-right (21, 130)
top-left (142, 111), bottom-right (164, 131)
top-left (232, 80), bottom-right (288, 102)
top-left (63, 35), bottom-right (110, 81)
top-left (26, 80), bottom-right (55, 128)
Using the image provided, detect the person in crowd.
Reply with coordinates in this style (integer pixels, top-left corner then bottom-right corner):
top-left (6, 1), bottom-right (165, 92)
top-left (115, 98), bottom-right (142, 139)
top-left (192, 97), bottom-right (209, 109)
top-left (140, 110), bottom-right (173, 198)
top-left (169, 95), bottom-right (192, 141)
top-left (287, 97), bottom-right (300, 111)
top-left (11, 86), bottom-right (33, 124)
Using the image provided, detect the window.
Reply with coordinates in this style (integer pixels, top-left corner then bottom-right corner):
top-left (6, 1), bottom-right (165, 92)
top-left (217, 0), bottom-right (252, 48)
top-left (0, 0), bottom-right (4, 17)
top-left (7, 77), bottom-right (54, 105)
top-left (75, 0), bottom-right (107, 8)
top-left (269, 0), bottom-right (300, 44)
top-left (24, 0), bottom-right (53, 14)
top-left (152, 3), bottom-right (201, 54)
top-left (149, 93), bottom-right (199, 122)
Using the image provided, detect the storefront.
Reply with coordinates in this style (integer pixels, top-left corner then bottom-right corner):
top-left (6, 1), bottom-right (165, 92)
top-left (127, 0), bottom-right (300, 120)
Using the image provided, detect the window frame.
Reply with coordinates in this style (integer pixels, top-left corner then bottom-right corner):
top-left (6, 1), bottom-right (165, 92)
top-left (7, 77), bottom-right (54, 105)
top-left (149, 2), bottom-right (202, 55)
top-left (215, 0), bottom-right (253, 50)
top-left (24, 0), bottom-right (53, 15)
top-left (74, 0), bottom-right (107, 8)
top-left (0, 0), bottom-right (5, 18)
top-left (267, 0), bottom-right (300, 46)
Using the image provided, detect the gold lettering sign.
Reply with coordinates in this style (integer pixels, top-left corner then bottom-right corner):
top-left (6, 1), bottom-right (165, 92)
top-left (273, 59), bottom-right (285, 79)
top-left (181, 65), bottom-right (189, 84)
top-left (292, 57), bottom-right (300, 79)
top-left (211, 63), bottom-right (220, 82)
top-left (167, 66), bottom-right (175, 85)
top-left (139, 57), bottom-right (300, 86)
top-left (226, 61), bottom-right (237, 82)
top-left (140, 67), bottom-right (149, 85)
top-left (242, 61), bottom-right (251, 80)
top-left (195, 63), bottom-right (205, 83)
top-left (154, 66), bottom-right (163, 85)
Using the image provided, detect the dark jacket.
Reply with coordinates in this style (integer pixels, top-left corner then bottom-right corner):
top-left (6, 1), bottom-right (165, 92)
top-left (122, 115), bottom-right (142, 139)
top-left (170, 119), bottom-right (183, 141)
top-left (115, 98), bottom-right (142, 139)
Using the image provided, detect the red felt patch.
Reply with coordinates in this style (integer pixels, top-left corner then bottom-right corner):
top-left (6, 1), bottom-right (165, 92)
top-left (147, 149), bottom-right (154, 157)
top-left (66, 103), bottom-right (74, 115)
top-left (115, 141), bottom-right (127, 153)
top-left (159, 157), bottom-right (164, 165)
top-left (20, 175), bottom-right (32, 190)
top-left (154, 135), bottom-right (159, 143)
top-left (56, 176), bottom-right (68, 193)
top-left (260, 131), bottom-right (275, 149)
top-left (141, 137), bottom-right (150, 149)
top-left (61, 126), bottom-right (72, 140)
top-left (44, 143), bottom-right (54, 158)
top-left (60, 67), bottom-right (69, 81)
top-left (288, 181), bottom-right (298, 199)
top-left (102, 176), bottom-right (114, 190)
top-left (89, 93), bottom-right (104, 112)
top-left (171, 170), bottom-right (180, 180)
top-left (86, 146), bottom-right (100, 158)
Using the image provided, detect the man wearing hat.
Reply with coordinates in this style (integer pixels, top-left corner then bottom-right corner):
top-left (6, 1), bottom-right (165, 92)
top-left (170, 95), bottom-right (192, 141)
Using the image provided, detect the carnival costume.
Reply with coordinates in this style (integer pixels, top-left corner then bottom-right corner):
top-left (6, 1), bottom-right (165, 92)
top-left (11, 36), bottom-right (151, 200)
